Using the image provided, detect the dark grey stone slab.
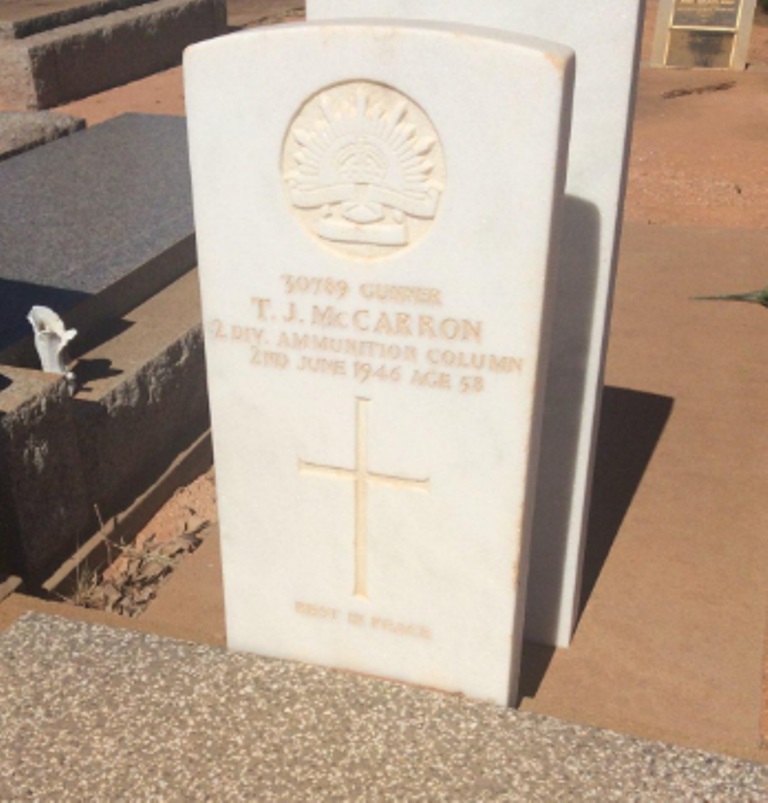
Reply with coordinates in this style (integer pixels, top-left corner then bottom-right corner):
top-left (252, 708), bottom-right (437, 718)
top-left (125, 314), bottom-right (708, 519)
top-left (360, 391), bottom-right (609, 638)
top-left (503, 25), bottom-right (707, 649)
top-left (0, 613), bottom-right (764, 801)
top-left (0, 113), bottom-right (195, 363)
top-left (0, 110), bottom-right (84, 160)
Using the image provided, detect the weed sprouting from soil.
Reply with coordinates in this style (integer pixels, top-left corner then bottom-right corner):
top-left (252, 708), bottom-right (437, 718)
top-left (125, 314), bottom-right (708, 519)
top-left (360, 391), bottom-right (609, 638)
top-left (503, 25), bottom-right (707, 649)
top-left (64, 470), bottom-right (216, 618)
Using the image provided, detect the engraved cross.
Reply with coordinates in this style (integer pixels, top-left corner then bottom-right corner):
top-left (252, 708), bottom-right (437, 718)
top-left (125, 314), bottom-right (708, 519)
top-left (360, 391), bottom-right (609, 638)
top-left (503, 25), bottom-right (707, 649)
top-left (299, 397), bottom-right (430, 600)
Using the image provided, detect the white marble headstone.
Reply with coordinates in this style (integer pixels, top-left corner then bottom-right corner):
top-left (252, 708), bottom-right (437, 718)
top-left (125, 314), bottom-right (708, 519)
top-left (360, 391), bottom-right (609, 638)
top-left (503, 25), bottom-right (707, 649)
top-left (185, 21), bottom-right (573, 704)
top-left (308, 0), bottom-right (645, 646)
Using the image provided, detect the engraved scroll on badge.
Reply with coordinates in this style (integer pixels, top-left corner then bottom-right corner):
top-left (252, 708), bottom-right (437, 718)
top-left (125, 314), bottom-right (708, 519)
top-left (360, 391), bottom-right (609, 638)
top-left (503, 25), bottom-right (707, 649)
top-left (282, 82), bottom-right (446, 259)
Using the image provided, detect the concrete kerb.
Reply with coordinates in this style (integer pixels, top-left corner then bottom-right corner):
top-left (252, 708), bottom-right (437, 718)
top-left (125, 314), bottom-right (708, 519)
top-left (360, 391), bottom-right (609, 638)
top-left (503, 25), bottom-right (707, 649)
top-left (0, 111), bottom-right (85, 161)
top-left (0, 612), bottom-right (764, 799)
top-left (0, 0), bottom-right (158, 40)
top-left (0, 0), bottom-right (226, 109)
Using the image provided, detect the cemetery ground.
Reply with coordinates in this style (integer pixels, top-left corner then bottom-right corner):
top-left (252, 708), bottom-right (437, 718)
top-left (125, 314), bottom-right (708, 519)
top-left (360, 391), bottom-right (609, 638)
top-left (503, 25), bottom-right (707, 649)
top-left (0, 0), bottom-right (767, 791)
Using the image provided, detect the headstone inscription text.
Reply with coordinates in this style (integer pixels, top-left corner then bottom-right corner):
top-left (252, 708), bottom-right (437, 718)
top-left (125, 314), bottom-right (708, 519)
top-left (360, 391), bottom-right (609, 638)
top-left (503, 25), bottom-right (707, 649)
top-left (307, 0), bottom-right (645, 649)
top-left (186, 21), bottom-right (574, 704)
top-left (652, 0), bottom-right (757, 69)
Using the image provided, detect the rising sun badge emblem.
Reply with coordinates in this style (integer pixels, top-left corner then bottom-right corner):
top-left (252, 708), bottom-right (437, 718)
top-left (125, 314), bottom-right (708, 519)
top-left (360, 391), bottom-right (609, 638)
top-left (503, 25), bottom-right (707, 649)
top-left (282, 81), bottom-right (446, 259)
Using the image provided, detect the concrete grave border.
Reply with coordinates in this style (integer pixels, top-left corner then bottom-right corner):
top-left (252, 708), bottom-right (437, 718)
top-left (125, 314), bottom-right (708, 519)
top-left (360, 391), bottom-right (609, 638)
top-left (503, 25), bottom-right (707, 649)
top-left (0, 0), bottom-right (226, 108)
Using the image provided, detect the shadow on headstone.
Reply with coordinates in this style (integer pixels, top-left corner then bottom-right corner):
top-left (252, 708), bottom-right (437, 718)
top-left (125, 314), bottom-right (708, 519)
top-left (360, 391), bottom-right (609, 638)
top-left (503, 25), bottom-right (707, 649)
top-left (0, 374), bottom-right (10, 392)
top-left (579, 386), bottom-right (675, 612)
top-left (525, 195), bottom-right (601, 645)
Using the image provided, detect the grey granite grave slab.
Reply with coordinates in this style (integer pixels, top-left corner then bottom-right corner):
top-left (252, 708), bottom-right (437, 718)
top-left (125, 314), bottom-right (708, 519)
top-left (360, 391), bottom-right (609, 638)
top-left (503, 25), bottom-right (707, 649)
top-left (0, 613), bottom-right (763, 800)
top-left (0, 0), bottom-right (226, 109)
top-left (0, 111), bottom-right (84, 160)
top-left (0, 112), bottom-right (195, 364)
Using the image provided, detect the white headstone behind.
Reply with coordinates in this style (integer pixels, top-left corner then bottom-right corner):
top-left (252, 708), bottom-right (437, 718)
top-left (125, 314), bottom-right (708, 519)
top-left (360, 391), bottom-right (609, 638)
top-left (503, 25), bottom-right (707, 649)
top-left (185, 21), bottom-right (573, 704)
top-left (308, 0), bottom-right (645, 646)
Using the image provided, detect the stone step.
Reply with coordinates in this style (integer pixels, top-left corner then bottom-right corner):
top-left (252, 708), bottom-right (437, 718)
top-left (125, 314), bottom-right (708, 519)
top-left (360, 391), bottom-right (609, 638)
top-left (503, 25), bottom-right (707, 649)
top-left (0, 112), bottom-right (194, 365)
top-left (0, 612), bottom-right (764, 799)
top-left (0, 0), bottom-right (226, 108)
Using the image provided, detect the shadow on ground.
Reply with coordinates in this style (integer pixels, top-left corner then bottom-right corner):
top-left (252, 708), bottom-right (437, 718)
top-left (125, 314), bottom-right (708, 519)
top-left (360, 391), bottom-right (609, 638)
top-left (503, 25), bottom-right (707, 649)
top-left (581, 385), bottom-right (674, 609)
top-left (519, 385), bottom-right (674, 702)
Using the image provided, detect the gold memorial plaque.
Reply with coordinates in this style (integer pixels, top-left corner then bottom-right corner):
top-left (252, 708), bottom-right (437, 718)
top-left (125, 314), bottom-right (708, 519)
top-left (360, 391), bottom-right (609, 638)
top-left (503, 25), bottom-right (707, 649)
top-left (652, 0), bottom-right (754, 70)
top-left (672, 0), bottom-right (740, 28)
